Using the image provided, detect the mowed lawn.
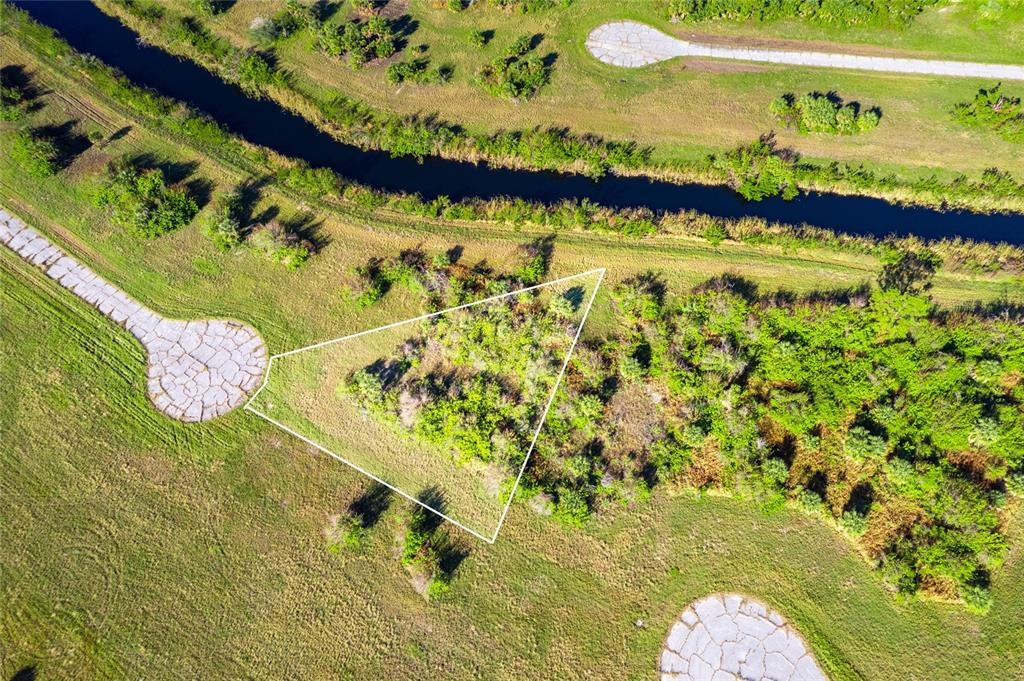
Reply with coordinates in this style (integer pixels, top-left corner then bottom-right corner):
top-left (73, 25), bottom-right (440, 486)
top-left (3, 23), bottom-right (1024, 680)
top-left (124, 0), bottom-right (1024, 183)
top-left (3, 252), bottom-right (1024, 680)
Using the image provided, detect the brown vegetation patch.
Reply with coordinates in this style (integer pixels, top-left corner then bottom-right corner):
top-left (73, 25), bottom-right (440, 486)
top-left (674, 31), bottom-right (932, 58)
top-left (1001, 369), bottom-right (1022, 392)
top-left (862, 497), bottom-right (925, 557)
top-left (947, 449), bottom-right (998, 482)
top-left (604, 382), bottom-right (662, 471)
top-left (687, 437), bottom-right (724, 488)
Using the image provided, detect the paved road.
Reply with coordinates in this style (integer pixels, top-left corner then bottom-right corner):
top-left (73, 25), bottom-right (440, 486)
top-left (0, 208), bottom-right (267, 422)
top-left (586, 21), bottom-right (1024, 80)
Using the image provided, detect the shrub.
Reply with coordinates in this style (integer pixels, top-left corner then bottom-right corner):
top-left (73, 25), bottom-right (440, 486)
top-left (469, 29), bottom-right (490, 47)
top-left (771, 92), bottom-right (881, 135)
top-left (191, 0), bottom-right (232, 16)
top-left (951, 83), bottom-right (1024, 144)
top-left (552, 486), bottom-right (590, 526)
top-left (0, 84), bottom-right (25, 121)
top-left (711, 134), bottom-right (799, 201)
top-left (276, 163), bottom-right (342, 197)
top-left (477, 35), bottom-right (550, 101)
top-left (10, 128), bottom-right (58, 178)
top-left (235, 51), bottom-right (285, 95)
top-left (316, 16), bottom-right (397, 68)
top-left (203, 187), bottom-right (243, 251)
top-left (386, 58), bottom-right (451, 86)
top-left (703, 222), bottom-right (728, 246)
top-left (93, 162), bottom-right (198, 237)
top-left (839, 511), bottom-right (869, 536)
top-left (247, 220), bottom-right (311, 269)
top-left (844, 426), bottom-right (888, 461)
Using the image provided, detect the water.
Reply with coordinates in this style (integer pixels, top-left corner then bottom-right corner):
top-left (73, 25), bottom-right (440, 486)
top-left (13, 0), bottom-right (1024, 244)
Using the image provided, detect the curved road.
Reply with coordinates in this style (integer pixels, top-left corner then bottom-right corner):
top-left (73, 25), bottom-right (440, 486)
top-left (587, 21), bottom-right (1024, 79)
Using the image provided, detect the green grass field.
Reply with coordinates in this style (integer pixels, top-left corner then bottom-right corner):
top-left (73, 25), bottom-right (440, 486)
top-left (103, 0), bottom-right (1024, 186)
top-left (4, 255), bottom-right (1024, 679)
top-left (3, 12), bottom-right (1024, 679)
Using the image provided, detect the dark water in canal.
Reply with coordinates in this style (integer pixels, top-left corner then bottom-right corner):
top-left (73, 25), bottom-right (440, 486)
top-left (12, 0), bottom-right (1024, 244)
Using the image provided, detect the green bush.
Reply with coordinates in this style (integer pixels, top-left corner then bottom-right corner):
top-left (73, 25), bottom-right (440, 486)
top-left (771, 93), bottom-right (881, 135)
top-left (316, 16), bottom-right (397, 68)
top-left (386, 58), bottom-right (452, 86)
top-left (839, 511), bottom-right (869, 536)
top-left (469, 30), bottom-right (490, 47)
top-left (276, 163), bottom-right (342, 197)
top-left (93, 162), bottom-right (198, 237)
top-left (235, 51), bottom-right (286, 95)
top-left (203, 187), bottom-right (243, 251)
top-left (951, 83), bottom-right (1024, 144)
top-left (478, 35), bottom-right (550, 101)
top-left (9, 128), bottom-right (59, 178)
top-left (247, 220), bottom-right (311, 270)
top-left (0, 85), bottom-right (25, 121)
top-left (711, 135), bottom-right (799, 201)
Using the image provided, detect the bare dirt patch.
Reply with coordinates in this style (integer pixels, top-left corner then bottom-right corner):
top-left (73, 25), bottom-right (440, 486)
top-left (675, 30), bottom-right (937, 59)
top-left (682, 58), bottom-right (771, 73)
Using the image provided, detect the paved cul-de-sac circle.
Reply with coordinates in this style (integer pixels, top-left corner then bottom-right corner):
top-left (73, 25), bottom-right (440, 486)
top-left (1, 208), bottom-right (267, 422)
top-left (659, 593), bottom-right (827, 681)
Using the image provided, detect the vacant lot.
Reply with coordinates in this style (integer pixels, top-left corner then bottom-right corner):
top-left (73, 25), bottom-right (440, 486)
top-left (3, 17), bottom-right (1024, 680)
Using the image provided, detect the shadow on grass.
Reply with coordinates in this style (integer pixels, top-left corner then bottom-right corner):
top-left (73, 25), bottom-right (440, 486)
top-left (349, 481), bottom-right (391, 530)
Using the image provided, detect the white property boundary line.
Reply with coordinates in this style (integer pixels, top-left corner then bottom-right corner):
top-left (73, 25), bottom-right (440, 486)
top-left (244, 268), bottom-right (606, 544)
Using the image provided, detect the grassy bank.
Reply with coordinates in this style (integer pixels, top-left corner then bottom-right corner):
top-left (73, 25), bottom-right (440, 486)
top-left (91, 0), bottom-right (1024, 213)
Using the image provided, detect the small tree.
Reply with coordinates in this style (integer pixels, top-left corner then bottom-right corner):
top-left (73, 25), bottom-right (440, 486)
top-left (93, 161), bottom-right (198, 238)
top-left (877, 247), bottom-right (942, 295)
top-left (203, 187), bottom-right (243, 251)
top-left (10, 128), bottom-right (58, 178)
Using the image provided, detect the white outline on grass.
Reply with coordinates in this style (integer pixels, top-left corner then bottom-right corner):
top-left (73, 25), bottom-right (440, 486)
top-left (244, 268), bottom-right (606, 544)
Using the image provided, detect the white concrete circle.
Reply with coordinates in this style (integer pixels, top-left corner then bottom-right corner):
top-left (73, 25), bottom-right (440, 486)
top-left (660, 594), bottom-right (827, 681)
top-left (1, 209), bottom-right (267, 422)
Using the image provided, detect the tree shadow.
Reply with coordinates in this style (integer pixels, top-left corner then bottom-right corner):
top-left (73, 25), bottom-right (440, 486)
top-left (562, 285), bottom-right (585, 309)
top-left (9, 667), bottom-right (36, 681)
top-left (279, 211), bottom-right (328, 252)
top-left (947, 298), bottom-right (1024, 322)
top-left (33, 121), bottom-right (92, 169)
top-left (185, 177), bottom-right (215, 210)
top-left (843, 482), bottom-right (873, 516)
top-left (349, 482), bottom-right (391, 529)
top-left (364, 356), bottom-right (413, 390)
top-left (445, 244), bottom-right (464, 265)
top-left (128, 152), bottom-right (199, 185)
top-left (1, 64), bottom-right (46, 111)
top-left (101, 126), bottom-right (133, 148)
top-left (437, 535), bottom-right (470, 579)
top-left (695, 272), bottom-right (759, 303)
top-left (415, 485), bottom-right (447, 533)
top-left (390, 15), bottom-right (419, 53)
top-left (314, 0), bottom-right (343, 22)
